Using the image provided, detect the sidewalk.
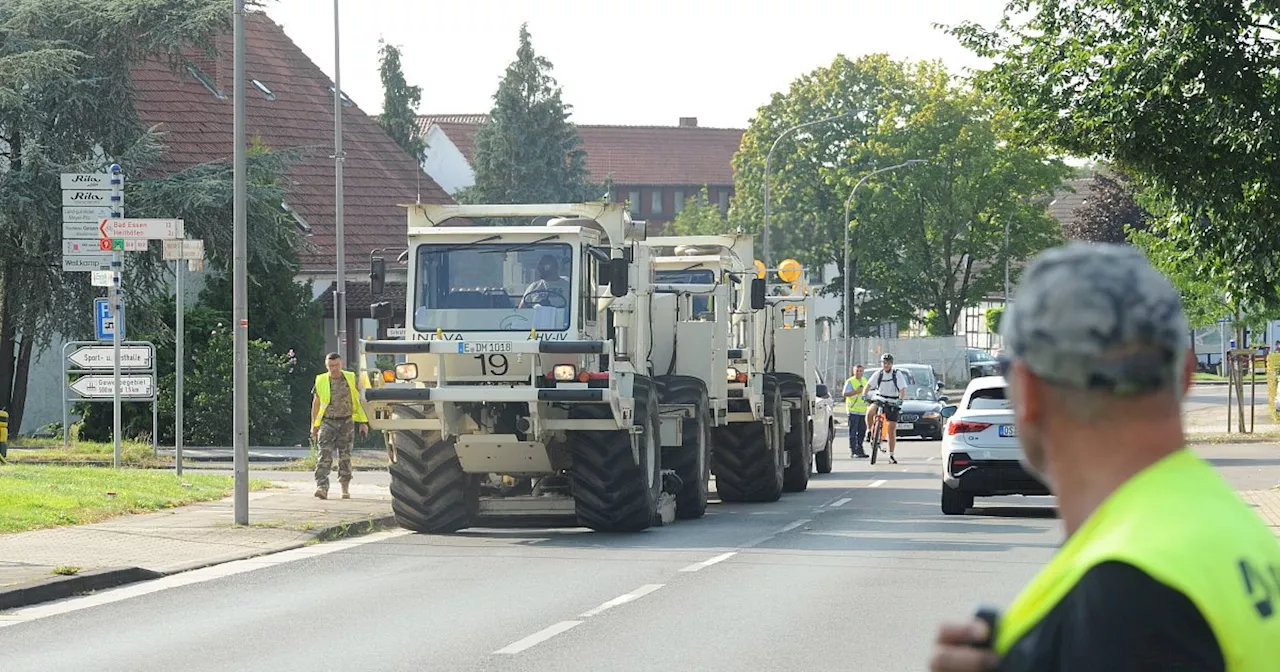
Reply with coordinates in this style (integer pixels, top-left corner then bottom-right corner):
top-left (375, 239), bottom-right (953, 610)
top-left (0, 480), bottom-right (393, 610)
top-left (1240, 488), bottom-right (1280, 538)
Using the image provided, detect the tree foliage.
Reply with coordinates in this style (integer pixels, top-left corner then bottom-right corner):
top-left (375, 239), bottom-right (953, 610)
top-left (464, 23), bottom-right (595, 205)
top-left (731, 55), bottom-right (1068, 335)
top-left (377, 39), bottom-right (426, 161)
top-left (668, 187), bottom-right (731, 236)
top-left (1064, 170), bottom-right (1150, 244)
top-left (948, 0), bottom-right (1280, 312)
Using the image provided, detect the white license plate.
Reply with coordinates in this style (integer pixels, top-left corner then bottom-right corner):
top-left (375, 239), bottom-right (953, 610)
top-left (896, 423), bottom-right (914, 430)
top-left (999, 425), bottom-right (1018, 437)
top-left (458, 341), bottom-right (513, 354)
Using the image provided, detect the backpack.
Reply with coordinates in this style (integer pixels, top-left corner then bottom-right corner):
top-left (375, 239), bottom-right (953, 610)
top-left (874, 368), bottom-right (901, 394)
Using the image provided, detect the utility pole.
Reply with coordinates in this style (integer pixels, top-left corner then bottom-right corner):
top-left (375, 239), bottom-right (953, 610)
top-left (232, 0), bottom-right (249, 525)
top-left (333, 0), bottom-right (347, 361)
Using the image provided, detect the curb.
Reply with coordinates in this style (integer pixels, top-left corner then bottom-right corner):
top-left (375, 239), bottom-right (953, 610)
top-left (0, 513), bottom-right (397, 612)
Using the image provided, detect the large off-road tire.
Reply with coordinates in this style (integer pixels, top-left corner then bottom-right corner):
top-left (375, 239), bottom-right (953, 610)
top-left (815, 419), bottom-right (834, 474)
top-left (387, 405), bottom-right (480, 534)
top-left (776, 373), bottom-right (812, 493)
top-left (656, 375), bottom-right (711, 520)
top-left (712, 379), bottom-right (784, 503)
top-left (568, 376), bottom-right (661, 532)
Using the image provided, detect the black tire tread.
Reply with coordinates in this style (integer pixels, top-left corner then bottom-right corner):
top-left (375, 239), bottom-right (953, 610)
top-left (568, 377), bottom-right (658, 532)
top-left (387, 405), bottom-right (479, 534)
top-left (712, 381), bottom-right (783, 503)
top-left (815, 420), bottom-right (834, 474)
top-left (941, 482), bottom-right (973, 515)
top-left (656, 375), bottom-right (710, 520)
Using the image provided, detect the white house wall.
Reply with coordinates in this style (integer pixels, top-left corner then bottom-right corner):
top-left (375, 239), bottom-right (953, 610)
top-left (422, 125), bottom-right (475, 195)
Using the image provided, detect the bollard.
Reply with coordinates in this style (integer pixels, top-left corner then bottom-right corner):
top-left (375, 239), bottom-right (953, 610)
top-left (0, 409), bottom-right (9, 460)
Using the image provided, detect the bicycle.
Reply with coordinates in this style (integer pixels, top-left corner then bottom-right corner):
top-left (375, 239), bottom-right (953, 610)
top-left (866, 395), bottom-right (904, 465)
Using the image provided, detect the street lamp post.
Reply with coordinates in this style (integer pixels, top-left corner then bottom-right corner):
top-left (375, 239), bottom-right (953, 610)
top-left (333, 0), bottom-right (347, 361)
top-left (842, 160), bottom-right (927, 366)
top-left (762, 111), bottom-right (861, 268)
top-left (231, 0), bottom-right (249, 525)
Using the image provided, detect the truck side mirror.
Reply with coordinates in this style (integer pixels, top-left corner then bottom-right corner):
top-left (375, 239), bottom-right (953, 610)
top-left (750, 278), bottom-right (766, 310)
top-left (369, 256), bottom-right (386, 296)
top-left (609, 258), bottom-right (630, 297)
top-left (370, 301), bottom-right (395, 319)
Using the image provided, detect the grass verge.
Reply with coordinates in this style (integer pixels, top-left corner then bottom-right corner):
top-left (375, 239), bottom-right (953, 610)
top-left (1193, 372), bottom-right (1229, 382)
top-left (1186, 430), bottom-right (1280, 445)
top-left (6, 438), bottom-right (169, 468)
top-left (0, 464), bottom-right (275, 534)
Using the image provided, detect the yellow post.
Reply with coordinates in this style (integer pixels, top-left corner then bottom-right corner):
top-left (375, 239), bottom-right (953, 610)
top-left (0, 409), bottom-right (9, 460)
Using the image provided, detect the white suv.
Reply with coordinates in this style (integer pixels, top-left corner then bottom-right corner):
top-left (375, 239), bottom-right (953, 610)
top-left (938, 376), bottom-right (1051, 515)
top-left (811, 371), bottom-right (836, 474)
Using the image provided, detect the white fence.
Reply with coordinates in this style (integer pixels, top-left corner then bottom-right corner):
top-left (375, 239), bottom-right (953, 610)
top-left (816, 336), bottom-right (970, 390)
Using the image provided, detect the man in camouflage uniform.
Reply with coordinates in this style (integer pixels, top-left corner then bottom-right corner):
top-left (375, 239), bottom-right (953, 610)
top-left (311, 352), bottom-right (368, 499)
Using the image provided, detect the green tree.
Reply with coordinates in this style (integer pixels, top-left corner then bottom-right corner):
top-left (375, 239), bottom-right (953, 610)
top-left (668, 187), bottom-right (731, 236)
top-left (948, 1), bottom-right (1280, 313)
top-left (732, 56), bottom-right (1068, 335)
top-left (377, 38), bottom-right (426, 161)
top-left (0, 0), bottom-right (247, 433)
top-left (465, 23), bottom-right (594, 205)
top-left (1065, 170), bottom-right (1150, 244)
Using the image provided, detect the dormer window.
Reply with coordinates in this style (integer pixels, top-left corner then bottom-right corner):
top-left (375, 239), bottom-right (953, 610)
top-left (187, 64), bottom-right (226, 100)
top-left (326, 86), bottom-right (354, 107)
top-left (252, 79), bottom-right (276, 101)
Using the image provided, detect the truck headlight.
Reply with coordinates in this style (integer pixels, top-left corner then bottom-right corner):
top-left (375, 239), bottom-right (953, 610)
top-left (552, 364), bottom-right (577, 382)
top-left (395, 363), bottom-right (418, 380)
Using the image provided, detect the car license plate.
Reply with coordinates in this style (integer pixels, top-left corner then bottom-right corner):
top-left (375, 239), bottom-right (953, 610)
top-left (999, 425), bottom-right (1018, 437)
top-left (458, 341), bottom-right (513, 354)
top-left (897, 423), bottom-right (914, 430)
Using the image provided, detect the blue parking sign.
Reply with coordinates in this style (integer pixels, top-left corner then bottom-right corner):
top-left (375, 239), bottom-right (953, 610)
top-left (95, 297), bottom-right (125, 341)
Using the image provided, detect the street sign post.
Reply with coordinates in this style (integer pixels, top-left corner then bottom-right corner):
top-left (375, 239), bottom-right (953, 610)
top-left (164, 236), bottom-right (204, 477)
top-left (60, 173), bottom-right (118, 275)
top-left (61, 339), bottom-right (158, 458)
top-left (100, 218), bottom-right (183, 240)
top-left (94, 297), bottom-right (125, 341)
top-left (62, 254), bottom-right (112, 272)
top-left (60, 173), bottom-right (115, 190)
top-left (70, 375), bottom-right (154, 398)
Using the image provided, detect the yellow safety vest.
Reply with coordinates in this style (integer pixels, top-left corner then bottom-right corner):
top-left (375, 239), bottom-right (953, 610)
top-left (313, 371), bottom-right (368, 427)
top-left (995, 449), bottom-right (1280, 669)
top-left (844, 376), bottom-right (869, 413)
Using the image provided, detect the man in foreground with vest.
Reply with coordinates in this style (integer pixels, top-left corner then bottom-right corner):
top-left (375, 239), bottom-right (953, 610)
top-left (929, 243), bottom-right (1280, 671)
top-left (311, 352), bottom-right (369, 500)
top-left (843, 364), bottom-right (870, 458)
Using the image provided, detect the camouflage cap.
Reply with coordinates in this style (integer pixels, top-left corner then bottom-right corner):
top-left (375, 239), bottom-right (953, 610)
top-left (999, 242), bottom-right (1190, 395)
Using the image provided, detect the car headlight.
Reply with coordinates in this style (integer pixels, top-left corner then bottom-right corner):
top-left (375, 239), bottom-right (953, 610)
top-left (727, 367), bottom-right (740, 381)
top-left (552, 364), bottom-right (578, 382)
top-left (395, 363), bottom-right (418, 381)
top-left (923, 412), bottom-right (940, 419)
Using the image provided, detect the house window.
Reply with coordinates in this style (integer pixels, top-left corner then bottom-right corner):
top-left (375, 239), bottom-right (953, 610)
top-left (718, 190), bottom-right (730, 214)
top-left (629, 190), bottom-right (641, 216)
top-left (651, 190), bottom-right (663, 215)
top-left (252, 79), bottom-right (276, 101)
top-left (673, 189), bottom-right (685, 213)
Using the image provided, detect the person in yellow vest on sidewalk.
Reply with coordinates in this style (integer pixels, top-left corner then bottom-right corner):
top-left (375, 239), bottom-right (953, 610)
top-left (842, 364), bottom-right (870, 458)
top-left (310, 352), bottom-right (369, 500)
top-left (930, 243), bottom-right (1280, 672)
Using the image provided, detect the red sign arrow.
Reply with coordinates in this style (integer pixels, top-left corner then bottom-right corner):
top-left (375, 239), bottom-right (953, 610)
top-left (99, 218), bottom-right (110, 239)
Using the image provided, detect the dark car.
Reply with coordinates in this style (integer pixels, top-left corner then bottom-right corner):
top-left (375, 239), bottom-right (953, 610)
top-left (967, 348), bottom-right (1000, 379)
top-left (894, 365), bottom-right (949, 441)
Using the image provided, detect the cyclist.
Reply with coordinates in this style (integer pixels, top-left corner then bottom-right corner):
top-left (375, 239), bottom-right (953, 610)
top-left (929, 243), bottom-right (1280, 671)
top-left (861, 353), bottom-right (908, 464)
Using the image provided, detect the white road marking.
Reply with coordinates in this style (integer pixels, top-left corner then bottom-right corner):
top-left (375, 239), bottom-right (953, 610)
top-left (741, 518), bottom-right (811, 548)
top-left (578, 584), bottom-right (664, 617)
top-left (493, 620), bottom-right (583, 654)
top-left (829, 498), bottom-right (852, 508)
top-left (928, 456), bottom-right (939, 462)
top-left (679, 552), bottom-right (736, 573)
top-left (901, 468), bottom-right (909, 472)
top-left (869, 479), bottom-right (887, 488)
top-left (0, 529), bottom-right (410, 628)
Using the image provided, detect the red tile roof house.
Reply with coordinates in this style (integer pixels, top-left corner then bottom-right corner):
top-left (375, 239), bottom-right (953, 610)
top-left (130, 12), bottom-right (453, 361)
top-left (418, 115), bottom-right (745, 233)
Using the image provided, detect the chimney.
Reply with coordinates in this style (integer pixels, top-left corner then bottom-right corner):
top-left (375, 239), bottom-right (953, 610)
top-left (678, 117), bottom-right (698, 128)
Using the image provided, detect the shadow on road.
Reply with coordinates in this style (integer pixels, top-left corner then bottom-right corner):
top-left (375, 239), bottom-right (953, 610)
top-left (1204, 456), bottom-right (1280, 468)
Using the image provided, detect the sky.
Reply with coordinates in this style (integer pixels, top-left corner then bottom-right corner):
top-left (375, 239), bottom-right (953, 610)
top-left (262, 0), bottom-right (1006, 129)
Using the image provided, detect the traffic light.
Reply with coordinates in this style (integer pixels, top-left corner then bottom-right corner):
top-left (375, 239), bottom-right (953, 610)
top-left (369, 255), bottom-right (385, 296)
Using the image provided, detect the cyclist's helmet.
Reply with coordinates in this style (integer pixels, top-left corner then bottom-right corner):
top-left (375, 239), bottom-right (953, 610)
top-left (881, 353), bottom-right (894, 363)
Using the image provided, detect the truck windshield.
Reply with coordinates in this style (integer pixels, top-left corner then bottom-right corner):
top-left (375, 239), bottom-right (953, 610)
top-left (655, 268), bottom-right (715, 314)
top-left (414, 242), bottom-right (574, 332)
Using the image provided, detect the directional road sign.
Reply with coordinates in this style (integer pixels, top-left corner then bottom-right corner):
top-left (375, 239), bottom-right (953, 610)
top-left (67, 344), bottom-right (153, 370)
top-left (60, 173), bottom-right (113, 190)
top-left (100, 218), bottom-right (183, 240)
top-left (63, 221), bottom-right (106, 239)
top-left (63, 254), bottom-right (112, 272)
top-left (63, 206), bottom-right (116, 223)
top-left (63, 239), bottom-right (103, 255)
top-left (163, 239), bottom-right (205, 260)
top-left (95, 297), bottom-right (125, 341)
top-left (70, 374), bottom-right (154, 398)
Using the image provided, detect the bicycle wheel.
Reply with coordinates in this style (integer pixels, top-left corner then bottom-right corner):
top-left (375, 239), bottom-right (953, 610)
top-left (869, 416), bottom-right (880, 465)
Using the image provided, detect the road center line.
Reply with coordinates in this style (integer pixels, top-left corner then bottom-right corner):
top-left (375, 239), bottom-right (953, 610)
top-left (829, 497), bottom-right (852, 508)
top-left (869, 479), bottom-right (887, 488)
top-left (493, 620), bottom-right (582, 655)
top-left (741, 518), bottom-right (811, 549)
top-left (679, 552), bottom-right (736, 573)
top-left (578, 584), bottom-right (664, 617)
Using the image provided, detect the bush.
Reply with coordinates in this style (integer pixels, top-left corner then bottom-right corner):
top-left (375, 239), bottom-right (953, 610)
top-left (985, 307), bottom-right (1005, 334)
top-left (185, 333), bottom-right (292, 446)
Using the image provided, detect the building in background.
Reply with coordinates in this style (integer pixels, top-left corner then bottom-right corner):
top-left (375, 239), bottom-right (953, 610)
top-left (418, 115), bottom-right (744, 232)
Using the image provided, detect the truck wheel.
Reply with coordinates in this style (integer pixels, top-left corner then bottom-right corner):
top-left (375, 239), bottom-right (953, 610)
top-left (387, 405), bottom-right (479, 534)
top-left (712, 380), bottom-right (784, 503)
top-left (656, 375), bottom-right (711, 520)
top-left (815, 420), bottom-right (834, 474)
top-left (775, 373), bottom-right (812, 493)
top-left (569, 375), bottom-right (661, 532)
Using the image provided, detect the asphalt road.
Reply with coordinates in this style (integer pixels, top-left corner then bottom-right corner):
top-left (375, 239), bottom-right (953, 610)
top-left (1, 438), bottom-right (1273, 672)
